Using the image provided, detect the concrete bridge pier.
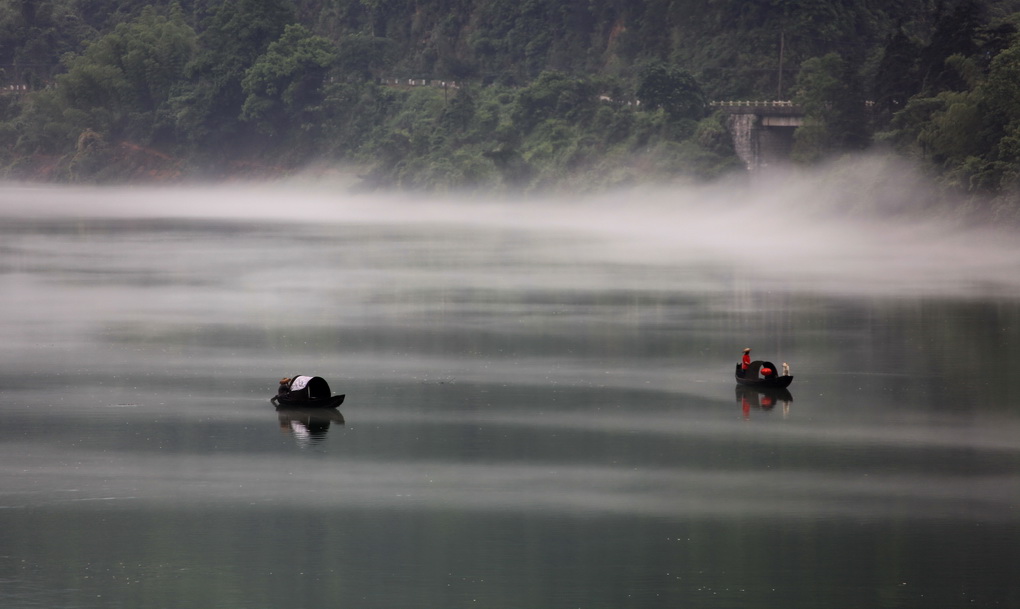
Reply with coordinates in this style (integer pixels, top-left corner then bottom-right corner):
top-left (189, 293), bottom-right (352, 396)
top-left (711, 102), bottom-right (804, 172)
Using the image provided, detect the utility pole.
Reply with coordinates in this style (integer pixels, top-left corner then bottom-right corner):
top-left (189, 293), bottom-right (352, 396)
top-left (777, 31), bottom-right (785, 100)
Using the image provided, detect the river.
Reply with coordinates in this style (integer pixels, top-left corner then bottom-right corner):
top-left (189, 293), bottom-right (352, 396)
top-left (1, 179), bottom-right (1019, 608)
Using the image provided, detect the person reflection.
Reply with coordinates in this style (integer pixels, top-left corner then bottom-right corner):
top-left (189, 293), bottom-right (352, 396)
top-left (735, 386), bottom-right (793, 419)
top-left (276, 407), bottom-right (344, 447)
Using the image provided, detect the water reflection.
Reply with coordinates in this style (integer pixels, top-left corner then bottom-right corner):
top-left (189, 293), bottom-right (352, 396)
top-left (735, 385), bottom-right (793, 418)
top-left (276, 406), bottom-right (345, 446)
top-left (3, 185), bottom-right (1020, 609)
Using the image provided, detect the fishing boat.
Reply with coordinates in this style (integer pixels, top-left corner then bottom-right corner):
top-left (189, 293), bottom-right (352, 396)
top-left (734, 360), bottom-right (793, 388)
top-left (271, 375), bottom-right (346, 408)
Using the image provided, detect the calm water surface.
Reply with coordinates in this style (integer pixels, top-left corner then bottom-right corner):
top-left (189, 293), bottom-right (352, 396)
top-left (1, 185), bottom-right (1019, 609)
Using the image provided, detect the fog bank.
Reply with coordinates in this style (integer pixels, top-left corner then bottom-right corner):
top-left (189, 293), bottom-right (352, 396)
top-left (2, 156), bottom-right (1018, 298)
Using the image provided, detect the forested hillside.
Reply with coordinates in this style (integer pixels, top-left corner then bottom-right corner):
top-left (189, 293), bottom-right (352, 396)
top-left (2, 0), bottom-right (1020, 212)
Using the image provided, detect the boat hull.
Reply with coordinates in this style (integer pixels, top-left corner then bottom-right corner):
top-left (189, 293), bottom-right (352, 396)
top-left (271, 394), bottom-right (346, 409)
top-left (734, 375), bottom-right (793, 388)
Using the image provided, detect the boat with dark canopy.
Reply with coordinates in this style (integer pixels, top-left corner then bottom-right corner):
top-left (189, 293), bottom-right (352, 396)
top-left (734, 360), bottom-right (793, 388)
top-left (271, 375), bottom-right (346, 408)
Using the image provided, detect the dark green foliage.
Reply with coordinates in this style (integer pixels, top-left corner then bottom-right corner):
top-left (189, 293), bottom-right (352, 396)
top-left (199, 0), bottom-right (296, 65)
top-left (241, 24), bottom-right (338, 137)
top-left (175, 0), bottom-right (298, 149)
top-left (0, 0), bottom-right (95, 87)
top-left (874, 2), bottom-right (1020, 209)
top-left (636, 62), bottom-right (706, 120)
top-left (0, 0), bottom-right (1019, 208)
top-left (791, 51), bottom-right (871, 161)
top-left (511, 71), bottom-right (599, 132)
top-left (11, 7), bottom-right (196, 152)
top-left (919, 0), bottom-right (986, 93)
top-left (334, 34), bottom-right (397, 81)
top-left (872, 27), bottom-right (921, 127)
top-left (831, 53), bottom-right (871, 151)
top-left (328, 71), bottom-right (735, 192)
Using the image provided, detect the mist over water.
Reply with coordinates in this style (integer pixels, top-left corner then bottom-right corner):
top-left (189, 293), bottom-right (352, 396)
top-left (4, 155), bottom-right (1017, 299)
top-left (2, 158), bottom-right (1020, 609)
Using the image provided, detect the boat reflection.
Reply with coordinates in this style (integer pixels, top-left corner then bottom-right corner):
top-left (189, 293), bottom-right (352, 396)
top-left (735, 385), bottom-right (793, 419)
top-left (276, 407), bottom-right (345, 446)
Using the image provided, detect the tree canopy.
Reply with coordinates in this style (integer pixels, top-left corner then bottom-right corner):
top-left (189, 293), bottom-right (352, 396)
top-left (0, 0), bottom-right (1018, 218)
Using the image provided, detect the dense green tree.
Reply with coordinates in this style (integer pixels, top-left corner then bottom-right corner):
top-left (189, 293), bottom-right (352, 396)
top-left (510, 71), bottom-right (599, 132)
top-left (830, 52), bottom-right (870, 151)
top-left (635, 61), bottom-right (706, 120)
top-left (334, 34), bottom-right (397, 81)
top-left (173, 0), bottom-right (297, 148)
top-left (872, 26), bottom-right (921, 128)
top-left (917, 90), bottom-right (983, 163)
top-left (877, 5), bottom-right (1020, 199)
top-left (199, 0), bottom-right (296, 65)
top-left (241, 24), bottom-right (337, 136)
top-left (17, 6), bottom-right (196, 149)
top-left (981, 38), bottom-right (1020, 136)
top-left (884, 32), bottom-right (1020, 197)
top-left (792, 52), bottom-right (871, 160)
top-left (439, 85), bottom-right (477, 134)
top-left (964, 37), bottom-right (1020, 192)
top-left (0, 0), bottom-right (95, 87)
top-left (919, 0), bottom-right (985, 93)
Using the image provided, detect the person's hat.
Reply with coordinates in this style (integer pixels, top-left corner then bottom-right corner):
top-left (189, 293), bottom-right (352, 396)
top-left (743, 348), bottom-right (751, 352)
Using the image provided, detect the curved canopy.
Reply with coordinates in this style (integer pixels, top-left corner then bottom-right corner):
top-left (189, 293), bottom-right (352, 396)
top-left (747, 360), bottom-right (779, 377)
top-left (287, 375), bottom-right (331, 399)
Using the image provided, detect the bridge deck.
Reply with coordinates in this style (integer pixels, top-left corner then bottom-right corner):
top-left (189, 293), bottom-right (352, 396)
top-left (710, 101), bottom-right (803, 117)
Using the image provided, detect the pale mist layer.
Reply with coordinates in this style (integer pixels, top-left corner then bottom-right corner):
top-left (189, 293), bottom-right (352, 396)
top-left (2, 153), bottom-right (1018, 299)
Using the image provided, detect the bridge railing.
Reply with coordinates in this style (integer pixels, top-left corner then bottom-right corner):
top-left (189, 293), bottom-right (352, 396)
top-left (379, 77), bottom-right (459, 89)
top-left (709, 100), bottom-right (796, 108)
